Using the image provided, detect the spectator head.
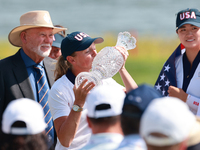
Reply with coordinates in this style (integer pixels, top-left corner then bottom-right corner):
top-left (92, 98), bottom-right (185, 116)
top-left (49, 25), bottom-right (66, 60)
top-left (0, 98), bottom-right (48, 150)
top-left (140, 97), bottom-right (200, 150)
top-left (86, 85), bottom-right (125, 127)
top-left (52, 34), bottom-right (64, 49)
top-left (121, 84), bottom-right (162, 135)
top-left (2, 98), bottom-right (46, 135)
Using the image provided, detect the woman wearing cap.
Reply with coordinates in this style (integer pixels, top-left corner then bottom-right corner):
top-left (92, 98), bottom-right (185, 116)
top-left (155, 8), bottom-right (200, 117)
top-left (48, 31), bottom-right (138, 150)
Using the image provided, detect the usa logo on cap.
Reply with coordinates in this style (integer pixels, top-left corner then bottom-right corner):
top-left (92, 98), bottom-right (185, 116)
top-left (179, 11), bottom-right (196, 20)
top-left (74, 32), bottom-right (90, 41)
top-left (176, 8), bottom-right (200, 30)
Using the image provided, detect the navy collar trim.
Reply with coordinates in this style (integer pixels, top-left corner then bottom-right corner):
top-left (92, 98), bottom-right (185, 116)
top-left (182, 51), bottom-right (200, 92)
top-left (66, 69), bottom-right (76, 85)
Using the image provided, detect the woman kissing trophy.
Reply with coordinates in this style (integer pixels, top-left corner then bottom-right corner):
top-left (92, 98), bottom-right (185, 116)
top-left (75, 31), bottom-right (137, 88)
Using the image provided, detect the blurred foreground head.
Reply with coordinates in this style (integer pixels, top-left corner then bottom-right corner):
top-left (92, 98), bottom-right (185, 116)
top-left (0, 98), bottom-right (48, 150)
top-left (121, 84), bottom-right (162, 135)
top-left (140, 97), bottom-right (200, 150)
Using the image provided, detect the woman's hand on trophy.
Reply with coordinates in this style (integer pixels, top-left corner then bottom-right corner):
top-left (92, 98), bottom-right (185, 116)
top-left (114, 46), bottom-right (129, 68)
top-left (73, 79), bottom-right (95, 107)
top-left (114, 46), bottom-right (129, 61)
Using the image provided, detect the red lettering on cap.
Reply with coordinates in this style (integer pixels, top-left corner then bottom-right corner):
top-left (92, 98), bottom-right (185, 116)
top-left (185, 12), bottom-right (190, 18)
top-left (180, 13), bottom-right (185, 20)
top-left (75, 34), bottom-right (83, 41)
top-left (74, 32), bottom-right (90, 41)
top-left (180, 11), bottom-right (196, 20)
top-left (80, 32), bottom-right (89, 38)
top-left (191, 12), bottom-right (196, 19)
top-left (193, 101), bottom-right (199, 106)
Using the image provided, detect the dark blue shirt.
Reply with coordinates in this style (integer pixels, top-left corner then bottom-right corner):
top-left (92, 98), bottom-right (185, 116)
top-left (20, 49), bottom-right (50, 102)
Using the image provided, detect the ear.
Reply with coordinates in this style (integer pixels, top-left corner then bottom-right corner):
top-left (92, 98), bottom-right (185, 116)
top-left (66, 56), bottom-right (75, 64)
top-left (20, 31), bottom-right (27, 44)
top-left (86, 116), bottom-right (92, 128)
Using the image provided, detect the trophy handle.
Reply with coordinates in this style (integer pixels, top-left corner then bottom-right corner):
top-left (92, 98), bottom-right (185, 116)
top-left (115, 31), bottom-right (137, 51)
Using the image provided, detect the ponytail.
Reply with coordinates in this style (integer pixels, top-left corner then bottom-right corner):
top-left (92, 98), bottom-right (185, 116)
top-left (54, 56), bottom-right (70, 81)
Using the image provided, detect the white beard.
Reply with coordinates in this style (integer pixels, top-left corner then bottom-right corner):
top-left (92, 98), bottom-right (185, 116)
top-left (32, 44), bottom-right (52, 57)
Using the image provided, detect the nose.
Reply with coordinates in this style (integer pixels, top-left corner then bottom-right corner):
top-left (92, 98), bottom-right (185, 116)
top-left (186, 30), bottom-right (193, 36)
top-left (92, 49), bottom-right (97, 57)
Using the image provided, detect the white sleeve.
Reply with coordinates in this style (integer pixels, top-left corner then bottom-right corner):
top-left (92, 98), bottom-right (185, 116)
top-left (48, 85), bottom-right (74, 121)
top-left (186, 94), bottom-right (200, 116)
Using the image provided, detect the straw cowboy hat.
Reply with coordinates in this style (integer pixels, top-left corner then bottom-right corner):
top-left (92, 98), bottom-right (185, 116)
top-left (8, 10), bottom-right (67, 47)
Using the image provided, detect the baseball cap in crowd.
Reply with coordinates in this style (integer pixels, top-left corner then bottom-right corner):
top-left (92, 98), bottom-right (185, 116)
top-left (61, 31), bottom-right (104, 60)
top-left (2, 98), bottom-right (47, 135)
top-left (140, 97), bottom-right (200, 147)
top-left (176, 8), bottom-right (200, 30)
top-left (122, 84), bottom-right (162, 118)
top-left (52, 33), bottom-right (64, 48)
top-left (86, 85), bottom-right (125, 119)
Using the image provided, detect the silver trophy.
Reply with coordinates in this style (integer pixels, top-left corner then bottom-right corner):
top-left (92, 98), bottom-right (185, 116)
top-left (75, 31), bottom-right (136, 87)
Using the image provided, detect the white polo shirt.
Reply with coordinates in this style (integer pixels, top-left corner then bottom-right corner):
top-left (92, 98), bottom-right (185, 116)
top-left (48, 74), bottom-right (124, 150)
top-left (116, 134), bottom-right (147, 150)
top-left (81, 133), bottom-right (124, 150)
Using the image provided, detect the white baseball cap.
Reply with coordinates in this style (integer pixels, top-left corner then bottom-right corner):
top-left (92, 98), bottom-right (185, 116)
top-left (86, 85), bottom-right (125, 118)
top-left (140, 97), bottom-right (200, 147)
top-left (2, 98), bottom-right (47, 135)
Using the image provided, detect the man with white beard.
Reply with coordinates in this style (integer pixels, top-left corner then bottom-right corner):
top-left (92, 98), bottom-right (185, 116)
top-left (0, 10), bottom-right (66, 148)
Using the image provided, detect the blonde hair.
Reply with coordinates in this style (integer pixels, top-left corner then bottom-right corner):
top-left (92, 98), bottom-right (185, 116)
top-left (54, 53), bottom-right (76, 81)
